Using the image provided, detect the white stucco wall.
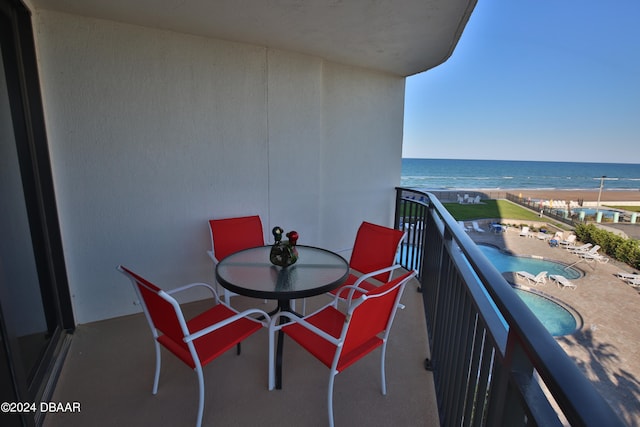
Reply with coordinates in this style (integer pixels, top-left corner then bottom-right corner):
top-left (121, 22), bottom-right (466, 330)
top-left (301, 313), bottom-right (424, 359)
top-left (32, 10), bottom-right (405, 324)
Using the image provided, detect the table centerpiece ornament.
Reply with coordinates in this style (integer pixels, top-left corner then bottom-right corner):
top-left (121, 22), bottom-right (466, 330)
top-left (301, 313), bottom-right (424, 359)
top-left (269, 226), bottom-right (299, 267)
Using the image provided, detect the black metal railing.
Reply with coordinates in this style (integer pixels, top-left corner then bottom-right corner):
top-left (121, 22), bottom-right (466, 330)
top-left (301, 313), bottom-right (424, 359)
top-left (394, 187), bottom-right (624, 427)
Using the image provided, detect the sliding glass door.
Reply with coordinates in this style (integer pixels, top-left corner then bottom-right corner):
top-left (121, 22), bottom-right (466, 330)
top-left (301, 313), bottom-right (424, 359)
top-left (0, 1), bottom-right (74, 425)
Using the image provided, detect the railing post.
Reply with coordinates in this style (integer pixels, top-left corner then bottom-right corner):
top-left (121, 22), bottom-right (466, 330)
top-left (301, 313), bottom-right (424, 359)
top-left (421, 203), bottom-right (447, 371)
top-left (394, 188), bottom-right (403, 230)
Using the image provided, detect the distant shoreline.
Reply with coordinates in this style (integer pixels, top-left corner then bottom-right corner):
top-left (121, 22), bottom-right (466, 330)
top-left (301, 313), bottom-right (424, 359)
top-left (408, 188), bottom-right (640, 203)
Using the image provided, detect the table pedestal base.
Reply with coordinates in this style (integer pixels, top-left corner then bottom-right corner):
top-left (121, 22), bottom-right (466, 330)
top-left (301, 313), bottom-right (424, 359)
top-left (275, 298), bottom-right (301, 390)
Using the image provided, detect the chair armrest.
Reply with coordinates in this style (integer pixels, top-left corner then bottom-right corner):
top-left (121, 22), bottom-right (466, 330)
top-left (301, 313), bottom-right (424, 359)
top-left (351, 264), bottom-right (403, 289)
top-left (185, 308), bottom-right (271, 342)
top-left (336, 284), bottom-right (363, 300)
top-left (269, 311), bottom-right (341, 346)
top-left (206, 250), bottom-right (218, 263)
top-left (166, 282), bottom-right (217, 299)
top-left (330, 285), bottom-right (368, 307)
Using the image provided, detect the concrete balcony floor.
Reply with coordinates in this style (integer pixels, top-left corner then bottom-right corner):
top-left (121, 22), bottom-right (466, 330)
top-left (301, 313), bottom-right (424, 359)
top-left (43, 275), bottom-right (439, 427)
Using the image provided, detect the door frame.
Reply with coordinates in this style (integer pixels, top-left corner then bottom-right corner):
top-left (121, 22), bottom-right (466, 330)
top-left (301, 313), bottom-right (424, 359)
top-left (1, 0), bottom-right (74, 425)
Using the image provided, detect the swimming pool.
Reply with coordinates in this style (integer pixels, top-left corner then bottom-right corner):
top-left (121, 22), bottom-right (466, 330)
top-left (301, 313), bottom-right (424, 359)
top-left (478, 245), bottom-right (581, 280)
top-left (477, 244), bottom-right (581, 335)
top-left (513, 288), bottom-right (579, 336)
top-left (552, 207), bottom-right (619, 220)
top-left (572, 207), bottom-right (618, 217)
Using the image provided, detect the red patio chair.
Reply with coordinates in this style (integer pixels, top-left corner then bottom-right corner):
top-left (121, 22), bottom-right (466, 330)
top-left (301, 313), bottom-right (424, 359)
top-left (329, 221), bottom-right (406, 301)
top-left (268, 270), bottom-right (416, 427)
top-left (208, 215), bottom-right (265, 305)
top-left (118, 265), bottom-right (269, 427)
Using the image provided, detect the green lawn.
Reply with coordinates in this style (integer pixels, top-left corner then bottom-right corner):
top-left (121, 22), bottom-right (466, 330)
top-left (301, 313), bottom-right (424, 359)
top-left (443, 200), bottom-right (544, 222)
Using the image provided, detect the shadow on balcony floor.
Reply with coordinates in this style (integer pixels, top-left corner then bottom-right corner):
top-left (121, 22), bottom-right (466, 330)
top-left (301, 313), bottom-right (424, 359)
top-left (43, 275), bottom-right (438, 427)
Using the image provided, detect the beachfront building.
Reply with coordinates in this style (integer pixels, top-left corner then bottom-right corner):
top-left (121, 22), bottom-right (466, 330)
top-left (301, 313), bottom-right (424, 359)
top-left (1, 1), bottom-right (622, 426)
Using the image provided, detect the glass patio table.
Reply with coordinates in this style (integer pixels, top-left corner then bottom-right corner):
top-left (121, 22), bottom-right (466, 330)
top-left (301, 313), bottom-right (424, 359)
top-left (215, 245), bottom-right (349, 388)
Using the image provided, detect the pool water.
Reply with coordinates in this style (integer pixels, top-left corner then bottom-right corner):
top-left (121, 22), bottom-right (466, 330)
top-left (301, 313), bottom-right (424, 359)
top-left (513, 288), bottom-right (578, 336)
top-left (478, 245), bottom-right (581, 280)
top-left (477, 244), bottom-right (581, 336)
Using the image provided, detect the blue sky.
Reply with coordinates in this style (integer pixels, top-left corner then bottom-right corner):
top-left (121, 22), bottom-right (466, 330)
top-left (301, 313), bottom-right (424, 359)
top-left (402, 1), bottom-right (640, 164)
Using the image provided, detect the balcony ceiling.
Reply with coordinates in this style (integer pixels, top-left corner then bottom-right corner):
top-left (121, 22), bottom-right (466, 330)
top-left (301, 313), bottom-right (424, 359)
top-left (30, 0), bottom-right (476, 77)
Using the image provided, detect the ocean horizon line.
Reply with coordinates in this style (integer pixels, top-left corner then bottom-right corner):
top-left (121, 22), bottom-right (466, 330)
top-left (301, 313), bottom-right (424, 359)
top-left (400, 186), bottom-right (640, 192)
top-left (401, 158), bottom-right (640, 192)
top-left (401, 157), bottom-right (640, 166)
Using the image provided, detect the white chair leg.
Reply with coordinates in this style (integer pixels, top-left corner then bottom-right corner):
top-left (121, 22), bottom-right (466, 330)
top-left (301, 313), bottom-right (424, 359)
top-left (152, 341), bottom-right (161, 395)
top-left (214, 281), bottom-right (222, 302)
top-left (328, 372), bottom-right (336, 427)
top-left (224, 289), bottom-right (233, 306)
top-left (268, 327), bottom-right (275, 390)
top-left (380, 342), bottom-right (387, 395)
top-left (195, 365), bottom-right (205, 427)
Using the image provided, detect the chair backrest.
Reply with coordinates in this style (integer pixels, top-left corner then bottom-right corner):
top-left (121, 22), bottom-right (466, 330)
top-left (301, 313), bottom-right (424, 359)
top-left (349, 221), bottom-right (405, 283)
top-left (209, 215), bottom-right (265, 262)
top-left (118, 266), bottom-right (191, 356)
top-left (535, 271), bottom-right (547, 281)
top-left (341, 271), bottom-right (415, 355)
top-left (588, 245), bottom-right (601, 254)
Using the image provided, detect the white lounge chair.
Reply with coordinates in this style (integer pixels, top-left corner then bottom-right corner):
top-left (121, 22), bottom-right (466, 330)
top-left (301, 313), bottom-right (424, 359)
top-left (516, 271), bottom-right (547, 285)
top-left (458, 221), bottom-right (471, 232)
top-left (519, 226), bottom-right (532, 238)
top-left (580, 251), bottom-right (609, 264)
top-left (627, 277), bottom-right (640, 288)
top-left (568, 243), bottom-right (593, 254)
top-left (472, 195), bottom-right (481, 204)
top-left (536, 232), bottom-right (550, 240)
top-left (550, 275), bottom-right (576, 290)
top-left (615, 272), bottom-right (640, 282)
top-left (575, 245), bottom-right (601, 257)
top-left (472, 221), bottom-right (485, 232)
top-left (575, 244), bottom-right (606, 262)
top-left (559, 234), bottom-right (577, 248)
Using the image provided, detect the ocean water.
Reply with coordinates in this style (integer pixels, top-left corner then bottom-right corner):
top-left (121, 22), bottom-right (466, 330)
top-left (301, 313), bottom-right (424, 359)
top-left (401, 159), bottom-right (640, 191)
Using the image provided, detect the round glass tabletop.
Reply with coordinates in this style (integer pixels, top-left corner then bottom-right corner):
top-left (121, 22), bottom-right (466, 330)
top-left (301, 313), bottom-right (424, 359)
top-left (215, 245), bottom-right (349, 300)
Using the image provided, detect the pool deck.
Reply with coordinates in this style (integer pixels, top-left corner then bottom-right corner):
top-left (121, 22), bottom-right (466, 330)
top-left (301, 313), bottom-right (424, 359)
top-left (470, 225), bottom-right (640, 426)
